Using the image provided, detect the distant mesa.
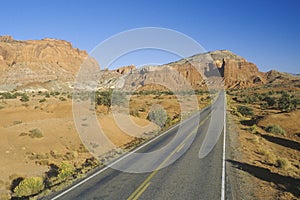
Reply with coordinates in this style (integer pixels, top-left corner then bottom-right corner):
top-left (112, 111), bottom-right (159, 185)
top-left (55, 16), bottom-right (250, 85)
top-left (0, 36), bottom-right (298, 92)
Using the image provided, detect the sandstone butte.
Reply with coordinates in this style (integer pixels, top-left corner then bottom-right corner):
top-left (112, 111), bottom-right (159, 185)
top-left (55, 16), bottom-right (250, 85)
top-left (0, 35), bottom-right (278, 91)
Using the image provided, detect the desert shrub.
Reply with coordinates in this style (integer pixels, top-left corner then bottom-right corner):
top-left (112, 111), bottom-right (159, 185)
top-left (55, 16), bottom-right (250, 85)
top-left (147, 106), bottom-right (167, 127)
top-left (268, 90), bottom-right (275, 95)
top-left (265, 153), bottom-right (276, 165)
top-left (264, 96), bottom-right (276, 107)
top-left (59, 96), bottom-right (66, 101)
top-left (29, 128), bottom-right (44, 138)
top-left (278, 92), bottom-right (297, 112)
top-left (44, 92), bottom-right (50, 98)
top-left (265, 124), bottom-right (286, 136)
top-left (248, 135), bottom-right (259, 144)
top-left (19, 132), bottom-right (28, 136)
top-left (96, 90), bottom-right (112, 108)
top-left (260, 102), bottom-right (268, 109)
top-left (257, 148), bottom-right (269, 156)
top-left (13, 120), bottom-right (22, 125)
top-left (13, 176), bottom-right (44, 197)
top-left (39, 98), bottom-right (46, 103)
top-left (0, 105), bottom-right (4, 109)
top-left (130, 110), bottom-right (140, 117)
top-left (237, 106), bottom-right (254, 117)
top-left (57, 162), bottom-right (75, 181)
top-left (20, 94), bottom-right (29, 102)
top-left (1, 92), bottom-right (17, 99)
top-left (275, 157), bottom-right (291, 169)
top-left (247, 124), bottom-right (258, 133)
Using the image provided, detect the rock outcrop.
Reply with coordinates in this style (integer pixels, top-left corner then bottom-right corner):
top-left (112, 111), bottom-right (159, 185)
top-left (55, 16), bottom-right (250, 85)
top-left (0, 36), bottom-right (278, 91)
top-left (0, 36), bottom-right (94, 91)
top-left (209, 50), bottom-right (266, 88)
top-left (114, 50), bottom-right (266, 90)
top-left (115, 65), bottom-right (136, 75)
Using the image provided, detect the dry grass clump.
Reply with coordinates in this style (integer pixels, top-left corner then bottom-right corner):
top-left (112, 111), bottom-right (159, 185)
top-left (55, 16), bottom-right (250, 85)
top-left (265, 124), bottom-right (286, 136)
top-left (275, 157), bottom-right (291, 169)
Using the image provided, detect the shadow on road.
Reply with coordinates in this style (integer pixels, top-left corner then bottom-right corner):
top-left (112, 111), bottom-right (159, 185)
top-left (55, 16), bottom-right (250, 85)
top-left (227, 159), bottom-right (300, 198)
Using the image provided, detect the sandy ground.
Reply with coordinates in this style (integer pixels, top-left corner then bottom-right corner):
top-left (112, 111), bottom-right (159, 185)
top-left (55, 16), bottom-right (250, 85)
top-left (0, 95), bottom-right (158, 189)
top-left (0, 91), bottom-right (211, 198)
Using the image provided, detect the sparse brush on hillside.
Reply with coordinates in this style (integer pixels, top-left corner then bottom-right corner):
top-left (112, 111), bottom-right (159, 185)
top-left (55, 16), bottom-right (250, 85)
top-left (237, 106), bottom-right (254, 117)
top-left (278, 92), bottom-right (298, 112)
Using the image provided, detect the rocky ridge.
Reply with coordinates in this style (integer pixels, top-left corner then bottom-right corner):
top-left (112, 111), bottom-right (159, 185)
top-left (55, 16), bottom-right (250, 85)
top-left (0, 36), bottom-right (296, 92)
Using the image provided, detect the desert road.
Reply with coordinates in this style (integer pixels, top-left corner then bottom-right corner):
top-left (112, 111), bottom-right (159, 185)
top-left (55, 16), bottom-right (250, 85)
top-left (45, 92), bottom-right (226, 200)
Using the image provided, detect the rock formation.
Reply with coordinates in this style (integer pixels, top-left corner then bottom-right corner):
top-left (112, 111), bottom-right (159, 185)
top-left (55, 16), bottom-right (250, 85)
top-left (0, 36), bottom-right (287, 91)
top-left (0, 36), bottom-right (93, 91)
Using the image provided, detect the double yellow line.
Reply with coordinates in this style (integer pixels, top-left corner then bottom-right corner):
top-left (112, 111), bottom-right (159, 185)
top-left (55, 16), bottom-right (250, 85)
top-left (127, 112), bottom-right (212, 200)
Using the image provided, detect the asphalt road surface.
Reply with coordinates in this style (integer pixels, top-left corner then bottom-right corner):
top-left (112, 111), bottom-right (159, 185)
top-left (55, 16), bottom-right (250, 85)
top-left (46, 92), bottom-right (226, 200)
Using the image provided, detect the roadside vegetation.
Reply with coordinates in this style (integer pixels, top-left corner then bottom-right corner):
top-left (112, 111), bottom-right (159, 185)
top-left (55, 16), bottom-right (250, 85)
top-left (227, 86), bottom-right (300, 199)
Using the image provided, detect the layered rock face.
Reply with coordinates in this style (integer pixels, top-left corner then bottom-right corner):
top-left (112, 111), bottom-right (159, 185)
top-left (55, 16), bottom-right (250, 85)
top-left (0, 36), bottom-right (268, 91)
top-left (0, 36), bottom-right (89, 91)
top-left (115, 65), bottom-right (136, 75)
top-left (222, 59), bottom-right (265, 88)
top-left (209, 50), bottom-right (266, 88)
top-left (117, 50), bottom-right (266, 91)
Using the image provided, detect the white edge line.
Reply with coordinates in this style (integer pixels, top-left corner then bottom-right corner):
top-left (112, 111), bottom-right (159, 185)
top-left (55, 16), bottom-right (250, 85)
top-left (221, 91), bottom-right (226, 200)
top-left (51, 107), bottom-right (208, 200)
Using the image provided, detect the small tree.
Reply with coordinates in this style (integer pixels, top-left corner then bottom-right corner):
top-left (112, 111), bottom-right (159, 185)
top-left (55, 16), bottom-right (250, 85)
top-left (96, 90), bottom-right (112, 109)
top-left (278, 92), bottom-right (297, 112)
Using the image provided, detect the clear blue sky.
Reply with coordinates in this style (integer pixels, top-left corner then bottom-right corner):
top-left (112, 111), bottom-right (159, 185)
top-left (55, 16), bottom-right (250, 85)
top-left (1, 0), bottom-right (299, 73)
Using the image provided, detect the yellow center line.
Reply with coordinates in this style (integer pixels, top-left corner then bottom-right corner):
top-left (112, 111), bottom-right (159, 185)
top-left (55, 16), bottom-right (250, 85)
top-left (127, 112), bottom-right (212, 200)
top-left (176, 143), bottom-right (185, 153)
top-left (132, 182), bottom-right (151, 200)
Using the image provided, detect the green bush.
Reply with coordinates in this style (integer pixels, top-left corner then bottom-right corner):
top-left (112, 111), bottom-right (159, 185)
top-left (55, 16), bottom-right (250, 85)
top-left (44, 92), bottom-right (50, 98)
top-left (265, 124), bottom-right (286, 136)
top-left (278, 92), bottom-right (297, 112)
top-left (237, 106), bottom-right (254, 117)
top-left (39, 98), bottom-right (46, 103)
top-left (59, 96), bottom-right (66, 101)
top-left (58, 162), bottom-right (75, 181)
top-left (147, 106), bottom-right (167, 127)
top-left (13, 176), bottom-right (44, 197)
top-left (20, 94), bottom-right (29, 102)
top-left (1, 92), bottom-right (17, 99)
top-left (264, 96), bottom-right (276, 107)
top-left (275, 157), bottom-right (291, 169)
top-left (247, 124), bottom-right (257, 133)
top-left (29, 128), bottom-right (44, 138)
